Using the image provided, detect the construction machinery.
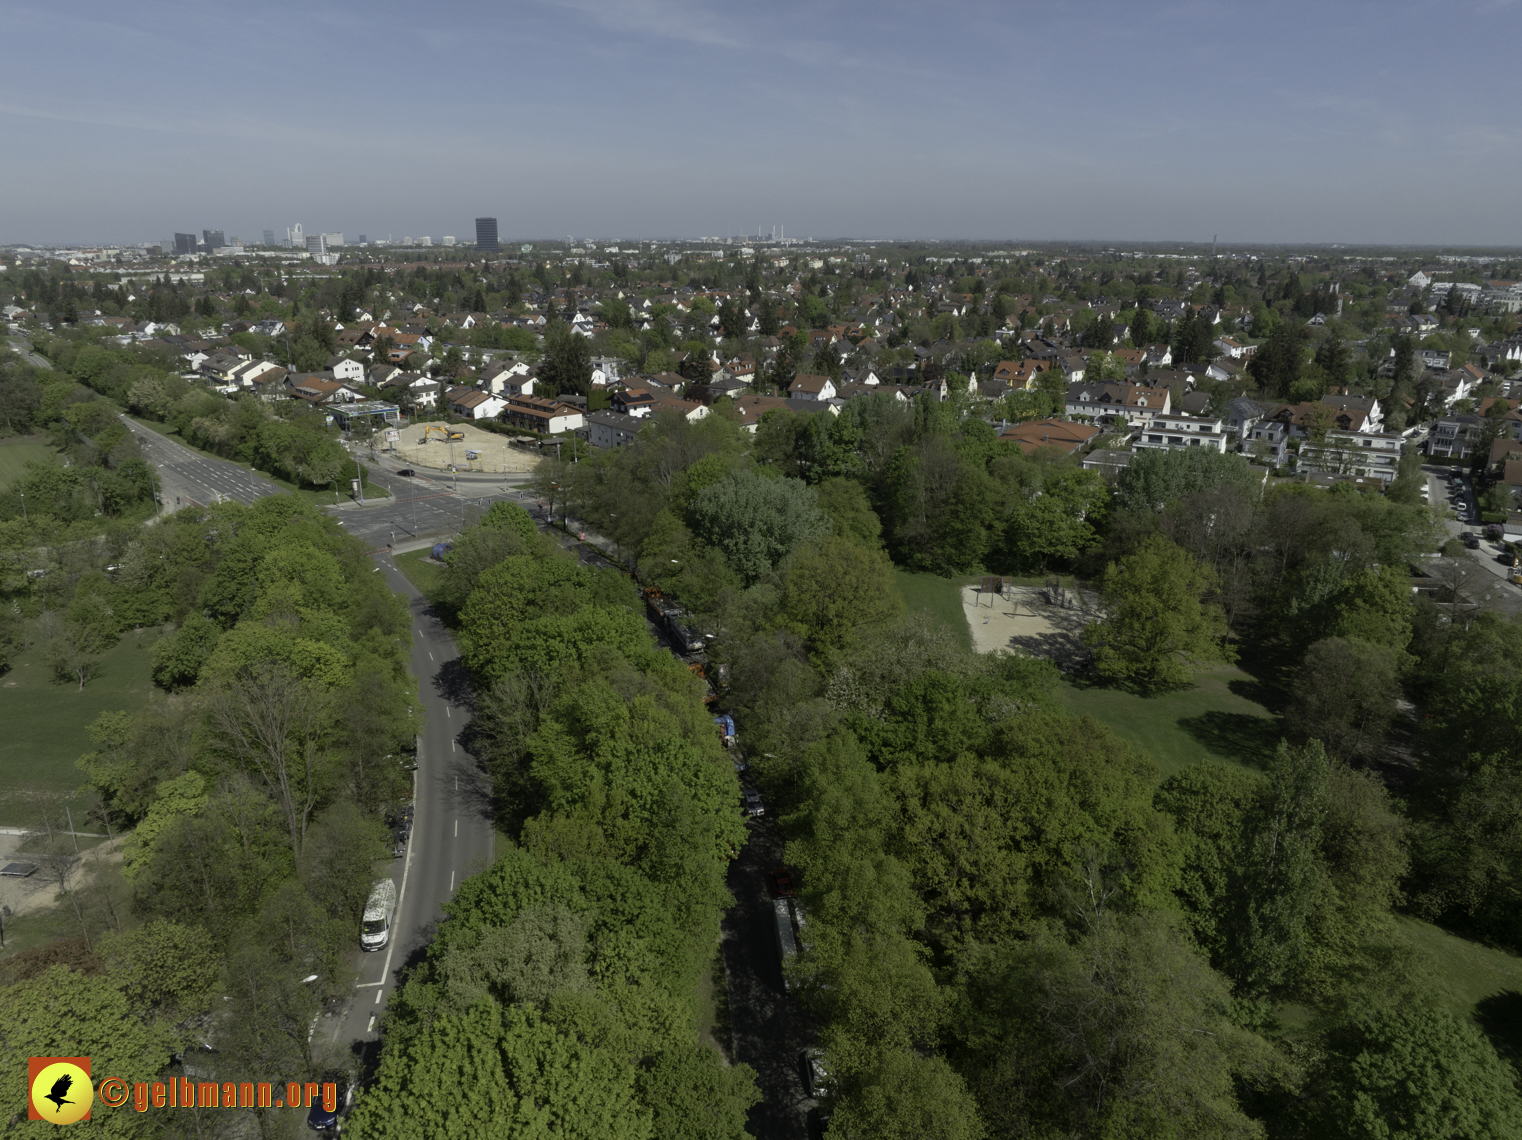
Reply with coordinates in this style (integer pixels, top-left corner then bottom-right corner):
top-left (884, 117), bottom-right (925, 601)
top-left (420, 425), bottom-right (465, 443)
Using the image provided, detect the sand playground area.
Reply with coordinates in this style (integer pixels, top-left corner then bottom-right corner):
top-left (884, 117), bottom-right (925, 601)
top-left (383, 422), bottom-right (545, 475)
top-left (962, 580), bottom-right (1101, 668)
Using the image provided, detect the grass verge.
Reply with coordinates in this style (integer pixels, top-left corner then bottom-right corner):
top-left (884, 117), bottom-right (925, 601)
top-left (894, 569), bottom-right (976, 652)
top-left (0, 622), bottom-right (160, 827)
top-left (394, 549), bottom-right (447, 606)
top-left (1057, 669), bottom-right (1282, 782)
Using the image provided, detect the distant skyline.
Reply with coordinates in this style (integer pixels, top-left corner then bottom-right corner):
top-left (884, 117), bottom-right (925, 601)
top-left (3, 0), bottom-right (1522, 248)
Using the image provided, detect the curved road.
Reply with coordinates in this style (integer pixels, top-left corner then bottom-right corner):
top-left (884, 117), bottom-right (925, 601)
top-left (318, 555), bottom-right (495, 1066)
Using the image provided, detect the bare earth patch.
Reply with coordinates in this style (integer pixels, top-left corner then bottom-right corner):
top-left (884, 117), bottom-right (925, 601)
top-left (387, 423), bottom-right (544, 474)
top-left (961, 584), bottom-right (1100, 668)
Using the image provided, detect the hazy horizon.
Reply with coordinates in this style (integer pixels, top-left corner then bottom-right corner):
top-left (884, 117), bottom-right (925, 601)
top-left (4, 0), bottom-right (1521, 248)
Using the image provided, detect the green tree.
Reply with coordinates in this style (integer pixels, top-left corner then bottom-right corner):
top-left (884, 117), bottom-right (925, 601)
top-left (540, 320), bottom-right (593, 396)
top-left (1003, 467), bottom-right (1108, 570)
top-left (1288, 637), bottom-right (1402, 761)
top-left (638, 1042), bottom-right (760, 1140)
top-left (1231, 741), bottom-right (1329, 994)
top-left (0, 966), bottom-right (176, 1139)
top-left (1083, 536), bottom-right (1233, 694)
top-left (1114, 447), bottom-right (1256, 513)
top-left (955, 913), bottom-right (1275, 1140)
top-left (832, 1049), bottom-right (985, 1140)
top-left (781, 535), bottom-right (901, 649)
top-left (687, 470), bottom-right (832, 585)
top-left (347, 1001), bottom-right (653, 1139)
top-left (815, 477), bottom-right (884, 549)
top-left (149, 611), bottom-right (221, 690)
top-left (1305, 1004), bottom-right (1522, 1140)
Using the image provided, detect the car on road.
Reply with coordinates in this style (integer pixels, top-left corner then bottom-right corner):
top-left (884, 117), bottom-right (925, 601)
top-left (741, 788), bottom-right (765, 817)
top-left (396, 468), bottom-right (415, 477)
top-left (770, 868), bottom-right (798, 898)
top-left (306, 1071), bottom-right (357, 1134)
top-left (1464, 533), bottom-right (1481, 549)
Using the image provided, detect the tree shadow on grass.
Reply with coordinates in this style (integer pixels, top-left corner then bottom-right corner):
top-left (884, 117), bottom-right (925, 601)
top-left (1227, 675), bottom-right (1288, 715)
top-left (1176, 710), bottom-right (1283, 769)
top-left (1476, 991), bottom-right (1522, 1074)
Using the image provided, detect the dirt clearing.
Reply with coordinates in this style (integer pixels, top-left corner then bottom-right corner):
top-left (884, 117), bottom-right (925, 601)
top-left (962, 583), bottom-right (1100, 667)
top-left (384, 423), bottom-right (544, 474)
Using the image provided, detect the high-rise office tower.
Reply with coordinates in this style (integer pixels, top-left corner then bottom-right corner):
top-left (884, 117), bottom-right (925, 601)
top-left (263, 229), bottom-right (275, 246)
top-left (286, 223), bottom-right (303, 248)
top-left (475, 217), bottom-right (499, 251)
top-left (202, 229), bottom-right (226, 250)
top-left (306, 234), bottom-right (327, 255)
top-left (173, 233), bottom-right (197, 255)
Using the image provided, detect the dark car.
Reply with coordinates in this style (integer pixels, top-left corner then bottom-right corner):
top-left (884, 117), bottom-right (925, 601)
top-left (770, 868), bottom-right (799, 898)
top-left (395, 468), bottom-right (416, 477)
top-left (741, 788), bottom-right (765, 818)
top-left (306, 1072), bottom-right (356, 1133)
top-left (1464, 533), bottom-right (1481, 549)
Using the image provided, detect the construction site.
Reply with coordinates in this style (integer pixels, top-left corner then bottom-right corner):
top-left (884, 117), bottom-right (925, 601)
top-left (381, 422), bottom-right (544, 475)
top-left (962, 577), bottom-right (1102, 668)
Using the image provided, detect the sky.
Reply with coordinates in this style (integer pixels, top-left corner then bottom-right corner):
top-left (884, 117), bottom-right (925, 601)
top-left (3, 0), bottom-right (1521, 247)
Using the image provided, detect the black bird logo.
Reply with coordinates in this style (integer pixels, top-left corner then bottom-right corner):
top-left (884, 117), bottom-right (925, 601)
top-left (44, 1073), bottom-right (75, 1114)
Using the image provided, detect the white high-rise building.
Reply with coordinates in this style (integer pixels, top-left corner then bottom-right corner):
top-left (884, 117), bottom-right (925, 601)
top-left (418, 236), bottom-right (432, 246)
top-left (441, 235), bottom-right (456, 246)
top-left (321, 232), bottom-right (344, 248)
top-left (286, 223), bottom-right (303, 248)
top-left (306, 234), bottom-right (327, 255)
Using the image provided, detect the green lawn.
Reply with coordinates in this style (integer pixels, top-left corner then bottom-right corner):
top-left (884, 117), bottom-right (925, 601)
top-left (894, 569), bottom-right (976, 652)
top-left (1399, 916), bottom-right (1522, 1014)
top-left (1058, 669), bottom-right (1282, 781)
top-left (0, 623), bottom-right (160, 827)
top-left (0, 436), bottom-right (57, 490)
top-left (394, 549), bottom-right (446, 605)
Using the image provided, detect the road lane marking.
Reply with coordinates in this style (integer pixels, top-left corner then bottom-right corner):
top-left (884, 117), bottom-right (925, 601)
top-left (446, 705), bottom-right (450, 718)
top-left (428, 651), bottom-right (433, 660)
top-left (451, 740), bottom-right (455, 751)
top-left (454, 819), bottom-right (458, 837)
top-left (450, 871), bottom-right (454, 891)
top-left (354, 981), bottom-right (384, 988)
top-left (366, 1016), bottom-right (375, 1033)
top-left (374, 989), bottom-right (383, 1005)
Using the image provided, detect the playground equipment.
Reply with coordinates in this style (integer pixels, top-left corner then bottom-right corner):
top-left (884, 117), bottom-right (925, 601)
top-left (420, 425), bottom-right (465, 443)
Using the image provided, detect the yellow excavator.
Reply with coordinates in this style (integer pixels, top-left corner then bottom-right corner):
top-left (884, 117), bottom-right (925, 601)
top-left (420, 425), bottom-right (465, 443)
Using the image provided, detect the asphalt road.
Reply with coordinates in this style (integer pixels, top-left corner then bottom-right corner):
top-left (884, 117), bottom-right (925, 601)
top-left (724, 816), bottom-right (816, 1140)
top-left (330, 468), bottom-right (537, 550)
top-left (318, 554), bottom-right (496, 1068)
top-left (121, 414), bottom-right (286, 511)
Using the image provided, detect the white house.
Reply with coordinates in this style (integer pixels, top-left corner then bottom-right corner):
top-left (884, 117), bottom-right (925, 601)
top-left (449, 390), bottom-right (506, 420)
top-left (1133, 413), bottom-right (1228, 455)
top-left (789, 373), bottom-right (837, 401)
top-left (590, 356), bottom-right (623, 387)
top-left (329, 357), bottom-right (365, 384)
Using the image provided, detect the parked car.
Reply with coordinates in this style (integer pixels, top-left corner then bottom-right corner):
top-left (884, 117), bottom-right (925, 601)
top-left (306, 1071), bottom-right (357, 1133)
top-left (806, 1106), bottom-right (833, 1139)
top-left (741, 788), bottom-right (765, 818)
top-left (770, 868), bottom-right (798, 898)
top-left (1464, 533), bottom-right (1481, 549)
top-left (800, 1048), bottom-right (831, 1099)
top-left (395, 468), bottom-right (415, 477)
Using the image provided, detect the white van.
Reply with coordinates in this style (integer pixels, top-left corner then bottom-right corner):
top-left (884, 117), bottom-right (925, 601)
top-left (361, 879), bottom-right (397, 951)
